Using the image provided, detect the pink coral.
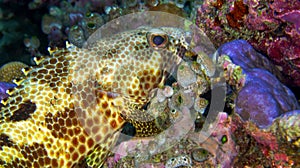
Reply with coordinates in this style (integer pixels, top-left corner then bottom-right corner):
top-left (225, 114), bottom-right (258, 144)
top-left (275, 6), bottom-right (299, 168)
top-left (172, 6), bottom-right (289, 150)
top-left (196, 0), bottom-right (300, 86)
top-left (278, 10), bottom-right (300, 33)
top-left (231, 114), bottom-right (296, 167)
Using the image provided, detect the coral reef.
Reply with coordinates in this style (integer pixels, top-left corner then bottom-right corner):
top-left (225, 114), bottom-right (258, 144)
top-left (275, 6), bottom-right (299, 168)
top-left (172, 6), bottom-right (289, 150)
top-left (42, 15), bottom-right (66, 48)
top-left (191, 147), bottom-right (210, 162)
top-left (217, 40), bottom-right (283, 80)
top-left (270, 110), bottom-right (300, 148)
top-left (219, 54), bottom-right (246, 91)
top-left (231, 113), bottom-right (295, 167)
top-left (23, 36), bottom-right (42, 57)
top-left (0, 61), bottom-right (28, 82)
top-left (68, 12), bottom-right (105, 47)
top-left (106, 112), bottom-right (238, 168)
top-left (0, 0), bottom-right (198, 67)
top-left (196, 0), bottom-right (300, 86)
top-left (177, 61), bottom-right (197, 88)
top-left (189, 112), bottom-right (238, 167)
top-left (0, 0), bottom-right (299, 167)
top-left (149, 3), bottom-right (187, 17)
top-left (217, 40), bottom-right (299, 128)
top-left (214, 39), bottom-right (300, 166)
top-left (28, 0), bottom-right (194, 49)
top-left (235, 68), bottom-right (299, 128)
top-left (111, 108), bottom-right (298, 167)
top-left (268, 110), bottom-right (300, 166)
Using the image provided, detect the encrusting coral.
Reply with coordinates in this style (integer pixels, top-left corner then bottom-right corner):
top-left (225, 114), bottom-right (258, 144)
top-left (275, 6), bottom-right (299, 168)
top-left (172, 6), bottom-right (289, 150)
top-left (0, 61), bottom-right (28, 82)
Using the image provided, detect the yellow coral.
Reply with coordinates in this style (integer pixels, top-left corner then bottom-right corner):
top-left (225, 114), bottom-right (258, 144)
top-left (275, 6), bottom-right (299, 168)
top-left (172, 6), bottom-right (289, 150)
top-left (0, 61), bottom-right (28, 82)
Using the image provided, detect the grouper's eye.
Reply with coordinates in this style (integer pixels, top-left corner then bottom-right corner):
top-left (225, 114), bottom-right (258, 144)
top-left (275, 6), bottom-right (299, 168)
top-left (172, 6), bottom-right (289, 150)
top-left (153, 35), bottom-right (164, 45)
top-left (147, 33), bottom-right (169, 49)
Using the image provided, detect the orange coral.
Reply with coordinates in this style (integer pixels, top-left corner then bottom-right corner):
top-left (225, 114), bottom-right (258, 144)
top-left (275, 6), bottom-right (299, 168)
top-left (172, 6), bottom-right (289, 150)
top-left (212, 0), bottom-right (224, 9)
top-left (226, 0), bottom-right (248, 28)
top-left (214, 17), bottom-right (221, 27)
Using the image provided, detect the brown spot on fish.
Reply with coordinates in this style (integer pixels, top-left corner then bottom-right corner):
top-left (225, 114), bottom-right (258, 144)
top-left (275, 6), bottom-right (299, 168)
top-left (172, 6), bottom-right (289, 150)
top-left (9, 100), bottom-right (36, 122)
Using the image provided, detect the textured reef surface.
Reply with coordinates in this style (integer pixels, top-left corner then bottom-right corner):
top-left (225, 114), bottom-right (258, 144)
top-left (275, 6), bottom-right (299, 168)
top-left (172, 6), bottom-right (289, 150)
top-left (0, 0), bottom-right (299, 168)
top-left (217, 40), bottom-right (299, 128)
top-left (196, 0), bottom-right (300, 87)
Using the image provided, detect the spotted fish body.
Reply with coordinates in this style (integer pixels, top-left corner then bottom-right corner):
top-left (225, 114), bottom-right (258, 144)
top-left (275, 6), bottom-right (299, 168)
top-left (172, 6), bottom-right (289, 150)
top-left (0, 27), bottom-right (193, 167)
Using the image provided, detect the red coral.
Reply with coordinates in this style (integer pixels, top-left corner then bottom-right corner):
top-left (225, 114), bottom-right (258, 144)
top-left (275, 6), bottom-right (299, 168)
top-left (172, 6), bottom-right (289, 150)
top-left (277, 10), bottom-right (300, 33)
top-left (263, 36), bottom-right (300, 86)
top-left (247, 124), bottom-right (278, 151)
top-left (274, 153), bottom-right (289, 163)
top-left (230, 114), bottom-right (295, 167)
top-left (269, 0), bottom-right (300, 14)
top-left (212, 0), bottom-right (224, 9)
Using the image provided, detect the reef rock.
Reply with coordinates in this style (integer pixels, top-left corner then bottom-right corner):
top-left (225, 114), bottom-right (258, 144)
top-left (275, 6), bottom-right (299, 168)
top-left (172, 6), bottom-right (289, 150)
top-left (196, 0), bottom-right (300, 86)
top-left (217, 40), bottom-right (283, 80)
top-left (270, 110), bottom-right (300, 147)
top-left (217, 40), bottom-right (299, 128)
top-left (235, 68), bottom-right (299, 128)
